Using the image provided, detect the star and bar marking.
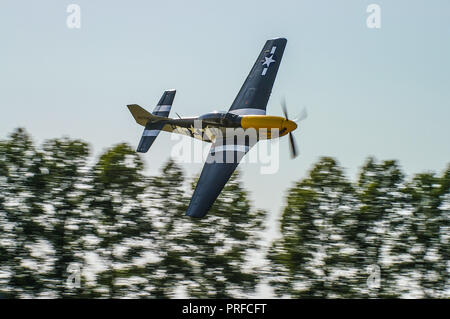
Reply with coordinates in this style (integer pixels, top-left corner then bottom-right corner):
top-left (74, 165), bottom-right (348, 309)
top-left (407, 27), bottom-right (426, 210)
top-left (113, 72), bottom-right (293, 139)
top-left (261, 46), bottom-right (277, 76)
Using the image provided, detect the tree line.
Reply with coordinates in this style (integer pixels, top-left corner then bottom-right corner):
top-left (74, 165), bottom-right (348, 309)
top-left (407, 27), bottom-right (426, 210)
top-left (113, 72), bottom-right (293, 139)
top-left (0, 128), bottom-right (448, 298)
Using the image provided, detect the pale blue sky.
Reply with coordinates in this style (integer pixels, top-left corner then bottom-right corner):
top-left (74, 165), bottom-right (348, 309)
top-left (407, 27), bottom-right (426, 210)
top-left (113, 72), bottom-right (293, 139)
top-left (1, 0), bottom-right (449, 221)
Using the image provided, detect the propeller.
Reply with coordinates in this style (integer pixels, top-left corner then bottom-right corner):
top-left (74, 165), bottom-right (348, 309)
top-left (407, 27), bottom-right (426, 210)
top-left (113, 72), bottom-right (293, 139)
top-left (281, 98), bottom-right (307, 159)
top-left (294, 107), bottom-right (308, 123)
top-left (288, 130), bottom-right (298, 158)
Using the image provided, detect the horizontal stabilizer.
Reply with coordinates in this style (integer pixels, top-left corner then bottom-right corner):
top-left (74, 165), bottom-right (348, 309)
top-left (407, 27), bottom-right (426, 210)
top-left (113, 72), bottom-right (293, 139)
top-left (128, 89), bottom-right (176, 153)
top-left (136, 122), bottom-right (165, 153)
top-left (152, 89), bottom-right (176, 117)
top-left (127, 104), bottom-right (164, 153)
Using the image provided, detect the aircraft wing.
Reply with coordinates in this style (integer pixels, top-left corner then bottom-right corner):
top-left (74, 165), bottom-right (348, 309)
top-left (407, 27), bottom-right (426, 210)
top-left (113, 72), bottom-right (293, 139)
top-left (185, 137), bottom-right (256, 218)
top-left (229, 38), bottom-right (287, 115)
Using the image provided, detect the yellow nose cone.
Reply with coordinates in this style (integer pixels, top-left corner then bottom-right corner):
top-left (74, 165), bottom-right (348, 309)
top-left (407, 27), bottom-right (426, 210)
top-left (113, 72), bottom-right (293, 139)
top-left (283, 120), bottom-right (297, 134)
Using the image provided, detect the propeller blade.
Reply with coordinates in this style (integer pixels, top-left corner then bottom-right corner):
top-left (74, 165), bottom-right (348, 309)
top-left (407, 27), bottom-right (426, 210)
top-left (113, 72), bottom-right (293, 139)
top-left (294, 107), bottom-right (308, 123)
top-left (289, 132), bottom-right (298, 158)
top-left (281, 97), bottom-right (302, 158)
top-left (281, 98), bottom-right (289, 120)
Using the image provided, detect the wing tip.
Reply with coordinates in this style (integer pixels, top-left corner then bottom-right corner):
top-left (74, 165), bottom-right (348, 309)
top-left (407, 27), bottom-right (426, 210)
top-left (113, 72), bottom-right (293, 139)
top-left (185, 205), bottom-right (208, 218)
top-left (269, 37), bottom-right (287, 43)
top-left (185, 189), bottom-right (212, 218)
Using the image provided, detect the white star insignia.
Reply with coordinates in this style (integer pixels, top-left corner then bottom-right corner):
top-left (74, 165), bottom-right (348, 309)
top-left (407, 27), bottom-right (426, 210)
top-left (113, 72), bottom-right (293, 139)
top-left (262, 54), bottom-right (276, 67)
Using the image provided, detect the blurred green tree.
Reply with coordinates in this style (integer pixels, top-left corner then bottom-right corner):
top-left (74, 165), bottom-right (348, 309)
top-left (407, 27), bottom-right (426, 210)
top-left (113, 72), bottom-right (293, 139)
top-left (0, 127), bottom-right (448, 299)
top-left (267, 157), bottom-right (359, 298)
top-left (40, 137), bottom-right (90, 297)
top-left (0, 138), bottom-right (10, 297)
top-left (142, 159), bottom-right (191, 298)
top-left (353, 158), bottom-right (406, 297)
top-left (0, 128), bottom-right (48, 297)
top-left (86, 143), bottom-right (150, 297)
top-left (401, 166), bottom-right (449, 297)
top-left (183, 170), bottom-right (267, 298)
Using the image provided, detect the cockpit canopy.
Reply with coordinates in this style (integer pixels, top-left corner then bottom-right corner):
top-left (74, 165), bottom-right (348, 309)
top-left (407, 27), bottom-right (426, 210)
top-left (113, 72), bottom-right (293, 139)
top-left (198, 111), bottom-right (227, 120)
top-left (197, 111), bottom-right (241, 126)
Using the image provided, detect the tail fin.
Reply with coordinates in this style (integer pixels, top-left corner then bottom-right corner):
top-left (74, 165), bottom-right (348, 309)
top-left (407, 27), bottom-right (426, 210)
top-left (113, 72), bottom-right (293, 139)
top-left (127, 104), bottom-right (152, 127)
top-left (127, 89), bottom-right (176, 153)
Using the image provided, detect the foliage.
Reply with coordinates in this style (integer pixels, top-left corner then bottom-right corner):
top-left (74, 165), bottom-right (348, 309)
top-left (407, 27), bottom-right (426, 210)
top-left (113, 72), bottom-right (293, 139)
top-left (267, 157), bottom-right (449, 298)
top-left (0, 129), bottom-right (448, 298)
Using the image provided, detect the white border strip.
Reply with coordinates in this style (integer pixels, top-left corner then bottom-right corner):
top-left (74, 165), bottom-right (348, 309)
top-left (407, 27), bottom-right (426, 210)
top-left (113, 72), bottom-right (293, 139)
top-left (143, 129), bottom-right (160, 137)
top-left (153, 105), bottom-right (171, 112)
top-left (211, 144), bottom-right (249, 153)
top-left (229, 108), bottom-right (266, 115)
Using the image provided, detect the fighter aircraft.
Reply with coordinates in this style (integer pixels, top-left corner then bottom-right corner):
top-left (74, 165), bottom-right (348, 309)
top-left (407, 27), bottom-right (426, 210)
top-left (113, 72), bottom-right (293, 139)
top-left (127, 37), bottom-right (301, 218)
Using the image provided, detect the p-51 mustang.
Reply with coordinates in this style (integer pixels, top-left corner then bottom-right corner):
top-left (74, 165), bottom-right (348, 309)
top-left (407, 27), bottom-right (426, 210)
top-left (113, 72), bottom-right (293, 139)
top-left (127, 37), bottom-right (302, 218)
